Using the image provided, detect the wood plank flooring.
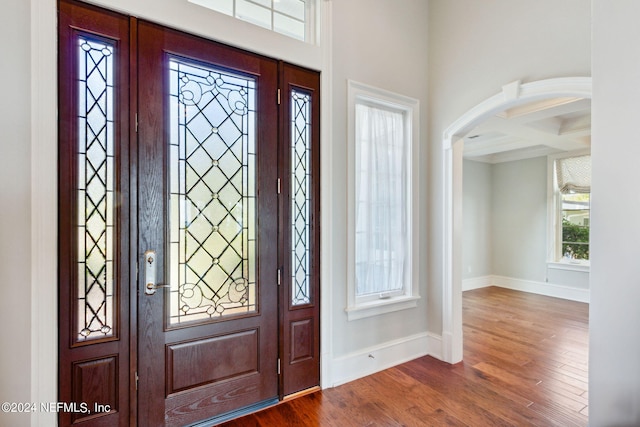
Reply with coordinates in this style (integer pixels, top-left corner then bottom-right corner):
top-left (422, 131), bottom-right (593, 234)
top-left (218, 287), bottom-right (589, 426)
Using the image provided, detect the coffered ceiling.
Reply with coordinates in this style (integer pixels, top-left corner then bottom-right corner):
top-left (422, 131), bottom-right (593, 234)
top-left (462, 97), bottom-right (591, 163)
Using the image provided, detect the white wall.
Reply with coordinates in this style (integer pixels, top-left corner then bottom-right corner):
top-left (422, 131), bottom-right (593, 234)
top-left (492, 157), bottom-right (548, 281)
top-left (0, 1), bottom-right (32, 426)
top-left (591, 0), bottom-right (640, 424)
top-left (462, 160), bottom-right (493, 279)
top-left (428, 0), bottom-right (591, 332)
top-left (547, 267), bottom-right (589, 290)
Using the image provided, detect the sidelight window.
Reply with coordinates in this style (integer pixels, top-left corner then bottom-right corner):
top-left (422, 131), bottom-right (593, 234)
top-left (290, 89), bottom-right (312, 306)
top-left (75, 36), bottom-right (116, 341)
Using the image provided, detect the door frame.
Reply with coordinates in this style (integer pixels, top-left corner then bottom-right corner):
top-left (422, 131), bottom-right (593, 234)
top-left (54, 2), bottom-right (322, 425)
top-left (31, 1), bottom-right (333, 424)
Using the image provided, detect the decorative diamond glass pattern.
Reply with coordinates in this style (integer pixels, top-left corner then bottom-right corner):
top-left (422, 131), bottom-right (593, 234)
top-left (76, 37), bottom-right (115, 341)
top-left (168, 58), bottom-right (257, 324)
top-left (291, 90), bottom-right (312, 306)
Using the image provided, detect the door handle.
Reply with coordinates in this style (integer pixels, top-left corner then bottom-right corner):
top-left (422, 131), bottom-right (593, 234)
top-left (146, 282), bottom-right (171, 293)
top-left (144, 250), bottom-right (170, 295)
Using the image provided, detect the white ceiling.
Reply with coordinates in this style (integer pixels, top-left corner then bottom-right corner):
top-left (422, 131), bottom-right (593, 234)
top-left (462, 97), bottom-right (591, 164)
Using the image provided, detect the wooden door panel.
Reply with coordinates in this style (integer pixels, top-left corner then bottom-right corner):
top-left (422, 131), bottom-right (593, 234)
top-left (137, 20), bottom-right (279, 426)
top-left (166, 329), bottom-right (259, 394)
top-left (70, 356), bottom-right (119, 424)
top-left (290, 318), bottom-right (315, 363)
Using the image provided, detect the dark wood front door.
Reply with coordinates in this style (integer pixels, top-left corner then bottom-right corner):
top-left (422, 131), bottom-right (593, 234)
top-left (136, 21), bottom-right (279, 426)
top-left (58, 2), bottom-right (320, 426)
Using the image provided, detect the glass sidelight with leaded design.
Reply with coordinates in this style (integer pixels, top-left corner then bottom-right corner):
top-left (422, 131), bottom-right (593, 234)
top-left (75, 36), bottom-right (117, 342)
top-left (280, 65), bottom-right (320, 397)
top-left (58, 2), bottom-right (131, 426)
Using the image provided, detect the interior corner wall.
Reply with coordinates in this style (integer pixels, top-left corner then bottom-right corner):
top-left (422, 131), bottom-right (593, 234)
top-left (463, 156), bottom-right (550, 285)
top-left (427, 0), bottom-right (591, 333)
top-left (463, 156), bottom-right (590, 294)
top-left (0, 1), bottom-right (32, 426)
top-left (591, 0), bottom-right (640, 424)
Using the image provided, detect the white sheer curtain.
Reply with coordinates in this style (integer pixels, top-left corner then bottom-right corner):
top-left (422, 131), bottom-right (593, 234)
top-left (355, 103), bottom-right (408, 297)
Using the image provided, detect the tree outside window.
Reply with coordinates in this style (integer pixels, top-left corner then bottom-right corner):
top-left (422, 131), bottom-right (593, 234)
top-left (561, 192), bottom-right (589, 260)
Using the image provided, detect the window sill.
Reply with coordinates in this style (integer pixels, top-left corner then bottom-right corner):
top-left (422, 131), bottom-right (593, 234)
top-left (547, 260), bottom-right (590, 273)
top-left (345, 295), bottom-right (420, 321)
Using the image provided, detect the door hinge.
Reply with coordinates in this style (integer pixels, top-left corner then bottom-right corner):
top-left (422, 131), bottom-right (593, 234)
top-left (277, 268), bottom-right (281, 286)
top-left (135, 371), bottom-right (139, 391)
top-left (277, 358), bottom-right (281, 375)
top-left (277, 178), bottom-right (281, 194)
top-left (277, 88), bottom-right (281, 105)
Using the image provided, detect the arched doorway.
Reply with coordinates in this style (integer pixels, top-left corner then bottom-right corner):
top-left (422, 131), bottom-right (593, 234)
top-left (440, 77), bottom-right (592, 363)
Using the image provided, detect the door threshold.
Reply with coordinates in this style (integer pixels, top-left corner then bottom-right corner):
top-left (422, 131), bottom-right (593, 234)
top-left (187, 386), bottom-right (322, 426)
top-left (187, 398), bottom-right (279, 427)
top-left (283, 386), bottom-right (321, 402)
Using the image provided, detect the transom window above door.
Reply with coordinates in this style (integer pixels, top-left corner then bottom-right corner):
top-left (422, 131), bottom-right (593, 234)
top-left (187, 0), bottom-right (317, 42)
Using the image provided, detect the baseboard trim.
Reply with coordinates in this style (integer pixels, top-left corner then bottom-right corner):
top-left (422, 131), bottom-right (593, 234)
top-left (462, 275), bottom-right (589, 303)
top-left (427, 332), bottom-right (443, 361)
top-left (330, 332), bottom-right (430, 387)
top-left (462, 275), bottom-right (493, 291)
top-left (492, 275), bottom-right (590, 303)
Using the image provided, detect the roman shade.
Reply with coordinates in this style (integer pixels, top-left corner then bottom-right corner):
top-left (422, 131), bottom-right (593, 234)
top-left (556, 154), bottom-right (591, 193)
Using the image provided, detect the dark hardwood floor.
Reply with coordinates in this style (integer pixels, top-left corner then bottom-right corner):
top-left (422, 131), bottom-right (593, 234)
top-left (218, 287), bottom-right (589, 426)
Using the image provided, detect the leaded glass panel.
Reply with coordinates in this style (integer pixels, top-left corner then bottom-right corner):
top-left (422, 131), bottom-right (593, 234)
top-left (168, 57), bottom-right (257, 324)
top-left (291, 90), bottom-right (311, 306)
top-left (76, 37), bottom-right (115, 341)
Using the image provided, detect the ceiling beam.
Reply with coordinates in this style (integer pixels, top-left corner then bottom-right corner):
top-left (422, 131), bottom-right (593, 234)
top-left (468, 114), bottom-right (588, 152)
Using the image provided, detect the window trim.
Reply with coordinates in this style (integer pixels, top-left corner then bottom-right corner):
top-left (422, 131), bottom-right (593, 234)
top-left (547, 149), bottom-right (591, 271)
top-left (346, 80), bottom-right (420, 321)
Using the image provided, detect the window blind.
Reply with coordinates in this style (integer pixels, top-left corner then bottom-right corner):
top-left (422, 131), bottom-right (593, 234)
top-left (556, 154), bottom-right (591, 194)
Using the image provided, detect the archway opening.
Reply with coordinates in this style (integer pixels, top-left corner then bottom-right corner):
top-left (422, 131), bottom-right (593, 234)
top-left (441, 77), bottom-right (592, 363)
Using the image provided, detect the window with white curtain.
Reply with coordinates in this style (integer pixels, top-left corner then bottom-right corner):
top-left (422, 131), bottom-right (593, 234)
top-left (355, 103), bottom-right (407, 297)
top-left (346, 80), bottom-right (420, 320)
